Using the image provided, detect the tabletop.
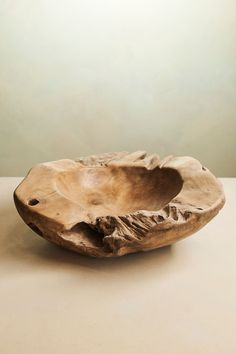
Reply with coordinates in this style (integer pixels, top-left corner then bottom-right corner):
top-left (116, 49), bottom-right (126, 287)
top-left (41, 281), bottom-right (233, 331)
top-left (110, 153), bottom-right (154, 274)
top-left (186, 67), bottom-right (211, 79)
top-left (0, 177), bottom-right (235, 354)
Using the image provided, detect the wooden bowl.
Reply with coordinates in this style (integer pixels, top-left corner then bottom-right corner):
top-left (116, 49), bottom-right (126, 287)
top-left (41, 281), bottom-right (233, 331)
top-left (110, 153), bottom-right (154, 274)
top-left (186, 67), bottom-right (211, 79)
top-left (14, 151), bottom-right (225, 257)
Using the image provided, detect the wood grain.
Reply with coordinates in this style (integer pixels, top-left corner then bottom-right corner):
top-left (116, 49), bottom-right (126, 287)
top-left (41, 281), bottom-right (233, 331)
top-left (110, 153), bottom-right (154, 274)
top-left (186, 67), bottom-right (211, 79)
top-left (14, 151), bottom-right (225, 257)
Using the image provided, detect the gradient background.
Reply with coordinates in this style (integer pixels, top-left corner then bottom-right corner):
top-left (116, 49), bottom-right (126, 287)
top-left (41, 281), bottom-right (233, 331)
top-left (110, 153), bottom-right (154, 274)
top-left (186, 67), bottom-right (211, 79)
top-left (0, 0), bottom-right (235, 176)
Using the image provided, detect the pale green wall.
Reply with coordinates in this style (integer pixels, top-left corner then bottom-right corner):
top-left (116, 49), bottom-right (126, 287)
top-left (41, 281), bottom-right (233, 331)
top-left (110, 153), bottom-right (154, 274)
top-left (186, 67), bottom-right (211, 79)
top-left (0, 0), bottom-right (235, 176)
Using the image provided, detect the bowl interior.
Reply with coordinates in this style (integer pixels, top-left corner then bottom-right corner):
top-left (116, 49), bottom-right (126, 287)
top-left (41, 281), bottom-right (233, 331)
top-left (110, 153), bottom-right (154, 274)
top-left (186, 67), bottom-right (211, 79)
top-left (57, 166), bottom-right (183, 217)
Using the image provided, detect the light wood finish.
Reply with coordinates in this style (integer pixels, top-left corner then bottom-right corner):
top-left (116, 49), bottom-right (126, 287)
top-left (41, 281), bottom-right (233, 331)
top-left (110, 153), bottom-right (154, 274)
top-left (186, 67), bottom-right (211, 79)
top-left (14, 152), bottom-right (225, 257)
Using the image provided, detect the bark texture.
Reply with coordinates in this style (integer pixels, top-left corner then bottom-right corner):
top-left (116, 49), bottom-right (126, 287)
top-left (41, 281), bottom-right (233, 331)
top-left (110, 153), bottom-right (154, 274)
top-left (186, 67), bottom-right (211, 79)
top-left (14, 151), bottom-right (225, 257)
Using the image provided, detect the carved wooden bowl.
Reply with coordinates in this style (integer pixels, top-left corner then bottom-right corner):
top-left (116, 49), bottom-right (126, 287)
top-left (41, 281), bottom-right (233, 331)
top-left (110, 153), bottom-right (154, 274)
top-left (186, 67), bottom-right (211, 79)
top-left (14, 151), bottom-right (225, 257)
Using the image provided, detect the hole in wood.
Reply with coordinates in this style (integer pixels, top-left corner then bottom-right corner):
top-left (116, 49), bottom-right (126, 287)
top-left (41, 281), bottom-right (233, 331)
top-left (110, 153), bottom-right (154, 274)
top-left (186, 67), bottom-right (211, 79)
top-left (28, 223), bottom-right (43, 236)
top-left (28, 198), bottom-right (39, 206)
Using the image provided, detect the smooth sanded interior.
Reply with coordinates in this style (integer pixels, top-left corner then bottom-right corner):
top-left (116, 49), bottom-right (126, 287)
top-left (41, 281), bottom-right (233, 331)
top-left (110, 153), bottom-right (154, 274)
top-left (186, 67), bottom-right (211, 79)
top-left (57, 165), bottom-right (183, 217)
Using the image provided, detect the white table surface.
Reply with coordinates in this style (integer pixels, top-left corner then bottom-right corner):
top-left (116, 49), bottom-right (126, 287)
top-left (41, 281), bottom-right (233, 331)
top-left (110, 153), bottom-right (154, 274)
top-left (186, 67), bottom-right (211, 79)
top-left (0, 177), bottom-right (235, 354)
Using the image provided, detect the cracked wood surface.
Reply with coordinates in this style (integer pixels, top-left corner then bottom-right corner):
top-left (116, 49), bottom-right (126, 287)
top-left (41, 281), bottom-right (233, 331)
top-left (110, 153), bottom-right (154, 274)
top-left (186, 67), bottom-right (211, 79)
top-left (14, 151), bottom-right (225, 257)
